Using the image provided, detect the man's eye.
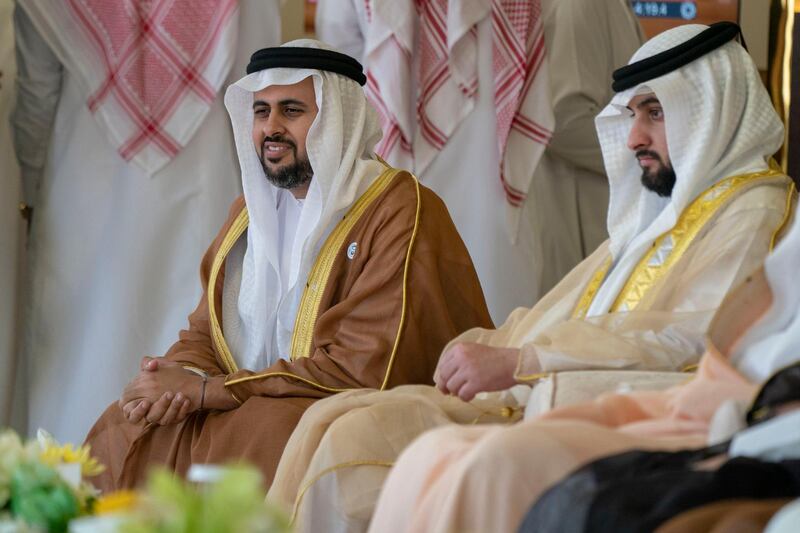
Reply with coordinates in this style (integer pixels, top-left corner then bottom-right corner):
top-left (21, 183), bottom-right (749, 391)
top-left (254, 108), bottom-right (267, 117)
top-left (285, 107), bottom-right (302, 115)
top-left (649, 108), bottom-right (664, 120)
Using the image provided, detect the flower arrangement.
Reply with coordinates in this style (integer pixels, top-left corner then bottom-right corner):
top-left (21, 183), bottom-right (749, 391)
top-left (1, 429), bottom-right (290, 533)
top-left (0, 429), bottom-right (102, 533)
top-left (100, 466), bottom-right (291, 533)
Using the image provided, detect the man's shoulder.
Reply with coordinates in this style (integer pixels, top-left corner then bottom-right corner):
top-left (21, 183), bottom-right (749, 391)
top-left (371, 168), bottom-right (448, 215)
top-left (723, 173), bottom-right (792, 210)
top-left (229, 194), bottom-right (247, 215)
top-left (214, 195), bottom-right (247, 240)
top-left (348, 167), bottom-right (464, 255)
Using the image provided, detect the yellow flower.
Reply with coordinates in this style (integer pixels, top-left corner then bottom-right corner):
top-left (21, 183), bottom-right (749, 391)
top-left (94, 490), bottom-right (139, 515)
top-left (39, 442), bottom-right (106, 477)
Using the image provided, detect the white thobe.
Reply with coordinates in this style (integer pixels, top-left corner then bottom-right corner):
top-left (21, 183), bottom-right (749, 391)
top-left (12, 0), bottom-right (281, 444)
top-left (0, 0), bottom-right (22, 430)
top-left (316, 0), bottom-right (644, 322)
top-left (224, 189), bottom-right (305, 372)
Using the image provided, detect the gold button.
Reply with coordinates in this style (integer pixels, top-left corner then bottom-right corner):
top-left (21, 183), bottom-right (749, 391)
top-left (500, 407), bottom-right (514, 418)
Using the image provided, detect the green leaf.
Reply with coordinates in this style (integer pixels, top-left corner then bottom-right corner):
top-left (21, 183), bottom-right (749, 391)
top-left (9, 463), bottom-right (79, 533)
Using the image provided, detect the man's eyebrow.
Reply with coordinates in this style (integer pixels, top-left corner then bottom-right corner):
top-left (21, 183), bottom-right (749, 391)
top-left (253, 98), bottom-right (309, 110)
top-left (278, 98), bottom-right (309, 108)
top-left (636, 97), bottom-right (661, 109)
top-left (625, 97), bottom-right (662, 114)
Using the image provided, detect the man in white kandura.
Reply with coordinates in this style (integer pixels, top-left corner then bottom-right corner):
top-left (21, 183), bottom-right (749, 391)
top-left (0, 0), bottom-right (23, 431)
top-left (315, 0), bottom-right (644, 321)
top-left (268, 22), bottom-right (795, 533)
top-left (12, 0), bottom-right (281, 443)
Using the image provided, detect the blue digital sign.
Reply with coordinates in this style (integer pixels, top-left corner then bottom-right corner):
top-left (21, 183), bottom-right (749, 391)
top-left (632, 1), bottom-right (698, 20)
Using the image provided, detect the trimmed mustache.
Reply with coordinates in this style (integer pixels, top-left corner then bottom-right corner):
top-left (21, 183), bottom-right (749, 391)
top-left (261, 135), bottom-right (297, 158)
top-left (635, 149), bottom-right (663, 162)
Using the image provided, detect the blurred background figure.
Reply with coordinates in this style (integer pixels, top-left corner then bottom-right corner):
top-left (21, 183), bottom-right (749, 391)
top-left (316, 0), bottom-right (644, 322)
top-left (11, 0), bottom-right (281, 444)
top-left (0, 0), bottom-right (23, 432)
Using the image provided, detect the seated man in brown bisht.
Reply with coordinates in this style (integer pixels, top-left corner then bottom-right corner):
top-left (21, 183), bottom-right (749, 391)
top-left (84, 39), bottom-right (492, 491)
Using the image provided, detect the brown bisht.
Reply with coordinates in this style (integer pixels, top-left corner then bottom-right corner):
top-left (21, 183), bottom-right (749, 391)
top-left (86, 169), bottom-right (492, 491)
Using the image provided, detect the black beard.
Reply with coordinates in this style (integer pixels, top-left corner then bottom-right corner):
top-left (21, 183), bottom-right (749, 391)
top-left (259, 136), bottom-right (313, 190)
top-left (637, 150), bottom-right (676, 197)
top-left (262, 156), bottom-right (313, 190)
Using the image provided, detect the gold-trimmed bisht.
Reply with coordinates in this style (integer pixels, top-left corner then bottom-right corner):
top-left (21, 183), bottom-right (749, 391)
top-left (573, 168), bottom-right (790, 319)
top-left (203, 164), bottom-right (422, 395)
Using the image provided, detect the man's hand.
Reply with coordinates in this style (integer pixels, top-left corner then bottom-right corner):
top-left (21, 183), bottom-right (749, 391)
top-left (120, 356), bottom-right (238, 424)
top-left (120, 363), bottom-right (200, 415)
top-left (119, 356), bottom-right (170, 424)
top-left (119, 356), bottom-right (166, 421)
top-left (434, 343), bottom-right (520, 402)
top-left (121, 391), bottom-right (193, 425)
top-left (140, 355), bottom-right (162, 371)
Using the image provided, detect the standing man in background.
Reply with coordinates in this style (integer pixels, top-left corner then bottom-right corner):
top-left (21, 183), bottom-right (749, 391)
top-left (12, 0), bottom-right (281, 444)
top-left (315, 0), bottom-right (644, 322)
top-left (0, 0), bottom-right (23, 432)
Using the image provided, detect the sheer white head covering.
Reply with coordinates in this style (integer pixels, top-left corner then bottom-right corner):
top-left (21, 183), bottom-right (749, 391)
top-left (223, 39), bottom-right (383, 369)
top-left (732, 206), bottom-right (800, 382)
top-left (587, 24), bottom-right (783, 316)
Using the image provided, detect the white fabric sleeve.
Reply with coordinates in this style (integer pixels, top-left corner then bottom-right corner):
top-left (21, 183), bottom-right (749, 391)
top-left (515, 196), bottom-right (786, 380)
top-left (12, 5), bottom-right (63, 206)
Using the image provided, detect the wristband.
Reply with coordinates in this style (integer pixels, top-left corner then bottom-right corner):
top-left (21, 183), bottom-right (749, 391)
top-left (199, 373), bottom-right (208, 410)
top-left (183, 366), bottom-right (210, 410)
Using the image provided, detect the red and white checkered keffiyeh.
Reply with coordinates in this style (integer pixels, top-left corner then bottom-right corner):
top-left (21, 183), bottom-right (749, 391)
top-left (20, 0), bottom-right (239, 174)
top-left (417, 0), bottom-right (553, 207)
top-left (362, 0), bottom-right (415, 170)
top-left (364, 0), bottom-right (553, 214)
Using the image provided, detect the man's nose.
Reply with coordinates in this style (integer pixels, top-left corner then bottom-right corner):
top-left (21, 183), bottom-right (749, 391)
top-left (627, 120), bottom-right (650, 152)
top-left (262, 112), bottom-right (287, 137)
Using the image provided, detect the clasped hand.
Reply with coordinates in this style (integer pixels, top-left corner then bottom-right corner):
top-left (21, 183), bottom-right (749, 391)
top-left (434, 342), bottom-right (520, 402)
top-left (119, 357), bottom-right (200, 426)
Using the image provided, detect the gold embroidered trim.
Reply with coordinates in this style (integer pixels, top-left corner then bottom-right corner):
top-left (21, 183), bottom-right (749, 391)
top-left (573, 169), bottom-right (785, 318)
top-left (225, 371), bottom-right (354, 393)
top-left (290, 460), bottom-right (395, 525)
top-left (515, 371), bottom-right (551, 383)
top-left (770, 182), bottom-right (796, 250)
top-left (572, 259), bottom-right (612, 319)
top-left (207, 207), bottom-right (249, 374)
top-left (289, 167), bottom-right (401, 360)
top-left (225, 170), bottom-right (423, 396)
top-left (469, 405), bottom-right (523, 424)
top-left (380, 175), bottom-right (421, 390)
top-left (612, 169), bottom-right (784, 312)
